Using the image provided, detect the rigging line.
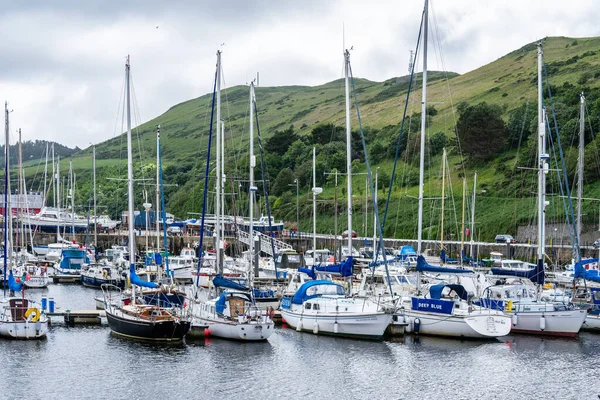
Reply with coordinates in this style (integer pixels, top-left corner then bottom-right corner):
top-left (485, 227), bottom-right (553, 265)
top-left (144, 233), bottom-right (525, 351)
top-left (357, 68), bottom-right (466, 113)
top-left (381, 7), bottom-right (424, 235)
top-left (194, 66), bottom-right (218, 293)
top-left (349, 62), bottom-right (394, 297)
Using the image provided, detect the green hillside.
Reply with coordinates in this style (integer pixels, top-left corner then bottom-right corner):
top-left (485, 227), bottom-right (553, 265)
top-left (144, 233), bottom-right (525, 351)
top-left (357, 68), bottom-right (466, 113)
top-left (35, 36), bottom-right (600, 244)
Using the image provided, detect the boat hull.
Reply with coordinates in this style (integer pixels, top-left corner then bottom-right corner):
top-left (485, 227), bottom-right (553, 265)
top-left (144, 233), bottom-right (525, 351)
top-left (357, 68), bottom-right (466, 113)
top-left (23, 276), bottom-right (51, 289)
top-left (105, 310), bottom-right (190, 341)
top-left (0, 319), bottom-right (49, 339)
top-left (81, 274), bottom-right (124, 289)
top-left (402, 310), bottom-right (511, 338)
top-left (280, 310), bottom-right (392, 339)
top-left (508, 309), bottom-right (587, 337)
top-left (582, 314), bottom-right (600, 332)
top-left (198, 318), bottom-right (274, 341)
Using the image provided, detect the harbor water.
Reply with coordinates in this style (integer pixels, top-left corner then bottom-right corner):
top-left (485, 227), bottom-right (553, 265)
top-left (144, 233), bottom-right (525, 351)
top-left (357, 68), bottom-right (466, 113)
top-left (1, 285), bottom-right (598, 399)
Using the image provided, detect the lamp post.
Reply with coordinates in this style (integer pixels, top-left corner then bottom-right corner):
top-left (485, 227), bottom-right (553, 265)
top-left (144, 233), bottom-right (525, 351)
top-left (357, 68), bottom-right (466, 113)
top-left (288, 179), bottom-right (299, 229)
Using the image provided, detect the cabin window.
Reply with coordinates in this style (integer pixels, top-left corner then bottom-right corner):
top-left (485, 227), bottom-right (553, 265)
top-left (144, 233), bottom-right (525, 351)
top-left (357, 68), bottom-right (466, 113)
top-left (594, 291), bottom-right (600, 301)
top-left (313, 303), bottom-right (320, 311)
top-left (305, 303), bottom-right (312, 310)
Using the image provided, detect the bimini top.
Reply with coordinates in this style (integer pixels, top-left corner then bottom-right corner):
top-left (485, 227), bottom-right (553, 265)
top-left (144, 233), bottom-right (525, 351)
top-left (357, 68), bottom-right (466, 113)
top-left (291, 280), bottom-right (345, 305)
top-left (429, 283), bottom-right (468, 301)
top-left (416, 255), bottom-right (473, 274)
top-left (399, 246), bottom-right (417, 257)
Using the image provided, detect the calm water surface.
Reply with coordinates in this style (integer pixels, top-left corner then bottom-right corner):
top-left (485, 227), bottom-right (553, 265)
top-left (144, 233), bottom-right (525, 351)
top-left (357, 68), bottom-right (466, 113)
top-left (1, 285), bottom-right (598, 400)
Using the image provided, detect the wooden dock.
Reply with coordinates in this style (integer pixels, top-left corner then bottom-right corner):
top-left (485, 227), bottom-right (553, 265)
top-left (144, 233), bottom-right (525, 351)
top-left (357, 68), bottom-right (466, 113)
top-left (47, 310), bottom-right (104, 326)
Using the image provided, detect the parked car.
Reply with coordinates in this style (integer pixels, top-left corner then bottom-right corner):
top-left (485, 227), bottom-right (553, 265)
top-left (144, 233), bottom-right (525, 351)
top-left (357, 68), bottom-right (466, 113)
top-left (495, 234), bottom-right (517, 244)
top-left (342, 229), bottom-right (357, 238)
top-left (167, 226), bottom-right (182, 236)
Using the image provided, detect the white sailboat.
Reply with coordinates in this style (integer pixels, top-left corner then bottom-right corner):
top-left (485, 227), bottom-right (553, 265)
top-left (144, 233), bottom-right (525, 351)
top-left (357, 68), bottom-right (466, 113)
top-left (193, 52), bottom-right (274, 341)
top-left (280, 49), bottom-right (393, 340)
top-left (397, 0), bottom-right (511, 338)
top-left (484, 43), bottom-right (587, 337)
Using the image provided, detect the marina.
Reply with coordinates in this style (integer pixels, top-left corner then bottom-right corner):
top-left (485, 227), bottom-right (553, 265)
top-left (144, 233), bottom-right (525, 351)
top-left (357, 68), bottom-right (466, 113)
top-left (2, 0), bottom-right (600, 398)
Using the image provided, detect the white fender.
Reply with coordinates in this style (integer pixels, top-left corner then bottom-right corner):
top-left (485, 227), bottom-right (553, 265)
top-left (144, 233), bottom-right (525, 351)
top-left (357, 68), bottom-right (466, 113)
top-left (313, 322), bottom-right (319, 334)
top-left (540, 315), bottom-right (546, 331)
top-left (296, 320), bottom-right (303, 332)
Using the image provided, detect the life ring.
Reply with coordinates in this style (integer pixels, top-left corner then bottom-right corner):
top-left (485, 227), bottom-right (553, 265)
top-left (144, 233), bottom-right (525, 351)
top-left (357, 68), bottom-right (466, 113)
top-left (25, 308), bottom-right (40, 322)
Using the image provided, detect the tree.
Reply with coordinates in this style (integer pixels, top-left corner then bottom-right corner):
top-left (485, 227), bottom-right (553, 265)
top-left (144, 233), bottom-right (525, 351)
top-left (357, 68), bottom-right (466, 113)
top-left (271, 168), bottom-right (295, 196)
top-left (428, 132), bottom-right (447, 157)
top-left (456, 102), bottom-right (507, 161)
top-left (265, 126), bottom-right (298, 156)
top-left (310, 123), bottom-right (344, 145)
top-left (506, 103), bottom-right (533, 148)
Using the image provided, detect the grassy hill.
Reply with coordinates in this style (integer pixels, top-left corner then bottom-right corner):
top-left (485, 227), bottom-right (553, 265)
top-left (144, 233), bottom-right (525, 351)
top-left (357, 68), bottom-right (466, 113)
top-left (35, 36), bottom-right (600, 244)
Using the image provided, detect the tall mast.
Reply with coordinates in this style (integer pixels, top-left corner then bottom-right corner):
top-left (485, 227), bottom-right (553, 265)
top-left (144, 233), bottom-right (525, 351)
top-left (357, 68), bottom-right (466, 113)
top-left (576, 92), bottom-right (585, 241)
top-left (17, 128), bottom-right (23, 250)
top-left (215, 50), bottom-right (222, 274)
top-left (43, 142), bottom-right (48, 208)
top-left (249, 82), bottom-right (256, 284)
top-left (537, 43), bottom-right (547, 275)
top-left (125, 56), bottom-right (136, 303)
top-left (312, 147), bottom-right (317, 256)
top-left (221, 120), bottom-right (226, 242)
top-left (344, 49), bottom-right (352, 259)
top-left (372, 168), bottom-right (378, 262)
top-left (4, 102), bottom-right (11, 281)
top-left (417, 0), bottom-right (428, 256)
top-left (470, 172), bottom-right (477, 258)
top-left (93, 144), bottom-right (97, 246)
top-left (156, 125), bottom-right (160, 251)
top-left (56, 155), bottom-right (60, 241)
top-left (70, 160), bottom-right (75, 240)
top-left (440, 147), bottom-right (446, 252)
top-left (460, 176), bottom-right (466, 261)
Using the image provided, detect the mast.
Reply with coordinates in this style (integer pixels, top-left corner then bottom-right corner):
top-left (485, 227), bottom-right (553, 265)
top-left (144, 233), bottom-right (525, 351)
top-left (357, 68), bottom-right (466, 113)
top-left (17, 129), bottom-right (23, 251)
top-left (221, 120), bottom-right (226, 245)
top-left (373, 168), bottom-right (378, 262)
top-left (70, 161), bottom-right (75, 240)
top-left (417, 0), bottom-right (428, 256)
top-left (93, 144), bottom-right (97, 247)
top-left (312, 147), bottom-right (317, 256)
top-left (4, 102), bottom-right (10, 291)
top-left (576, 92), bottom-right (585, 241)
top-left (344, 49), bottom-right (352, 261)
top-left (56, 154), bottom-right (60, 241)
top-left (440, 147), bottom-right (446, 252)
top-left (536, 43), bottom-right (547, 285)
top-left (43, 143), bottom-right (48, 208)
top-left (460, 176), bottom-right (466, 262)
top-left (125, 56), bottom-right (136, 303)
top-left (155, 125), bottom-right (160, 251)
top-left (470, 172), bottom-right (477, 258)
top-left (215, 50), bottom-right (222, 274)
top-left (249, 82), bottom-right (256, 285)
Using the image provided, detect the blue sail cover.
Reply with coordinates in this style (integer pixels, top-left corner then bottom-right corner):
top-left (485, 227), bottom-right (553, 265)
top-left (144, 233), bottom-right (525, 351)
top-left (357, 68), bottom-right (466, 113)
top-left (440, 249), bottom-right (458, 263)
top-left (461, 250), bottom-right (473, 263)
top-left (298, 267), bottom-right (316, 280)
top-left (315, 256), bottom-right (353, 277)
top-left (573, 258), bottom-right (600, 283)
top-left (491, 259), bottom-right (545, 285)
top-left (129, 264), bottom-right (159, 289)
top-left (291, 280), bottom-right (345, 305)
top-left (8, 270), bottom-right (22, 292)
top-left (416, 255), bottom-right (473, 274)
top-left (213, 274), bottom-right (249, 291)
top-left (398, 246), bottom-right (416, 260)
top-left (429, 284), bottom-right (468, 301)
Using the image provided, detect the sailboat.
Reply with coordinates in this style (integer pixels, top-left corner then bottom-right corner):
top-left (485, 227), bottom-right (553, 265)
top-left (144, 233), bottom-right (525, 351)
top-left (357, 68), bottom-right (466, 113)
top-left (482, 43), bottom-right (587, 337)
top-left (0, 103), bottom-right (49, 339)
top-left (280, 49), bottom-right (394, 340)
top-left (192, 51), bottom-right (274, 341)
top-left (103, 56), bottom-right (191, 341)
top-left (394, 0), bottom-right (511, 338)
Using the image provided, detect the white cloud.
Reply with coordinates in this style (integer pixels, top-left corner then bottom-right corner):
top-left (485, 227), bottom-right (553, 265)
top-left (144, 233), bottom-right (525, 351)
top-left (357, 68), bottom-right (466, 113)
top-left (0, 0), bottom-right (598, 148)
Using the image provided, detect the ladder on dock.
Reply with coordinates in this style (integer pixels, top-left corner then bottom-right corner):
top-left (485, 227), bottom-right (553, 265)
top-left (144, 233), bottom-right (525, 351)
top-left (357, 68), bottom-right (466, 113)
top-left (236, 229), bottom-right (292, 257)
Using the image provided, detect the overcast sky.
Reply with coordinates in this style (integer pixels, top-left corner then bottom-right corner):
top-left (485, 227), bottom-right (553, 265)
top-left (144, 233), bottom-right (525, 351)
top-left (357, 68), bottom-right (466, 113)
top-left (1, 0), bottom-right (599, 149)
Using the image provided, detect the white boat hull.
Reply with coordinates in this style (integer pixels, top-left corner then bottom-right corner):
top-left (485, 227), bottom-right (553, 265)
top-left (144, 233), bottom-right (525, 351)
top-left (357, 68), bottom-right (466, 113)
top-left (508, 309), bottom-right (587, 337)
top-left (402, 310), bottom-right (512, 338)
top-left (23, 276), bottom-right (51, 289)
top-left (198, 318), bottom-right (274, 341)
top-left (581, 313), bottom-right (600, 332)
top-left (280, 310), bottom-right (392, 339)
top-left (0, 319), bottom-right (49, 339)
